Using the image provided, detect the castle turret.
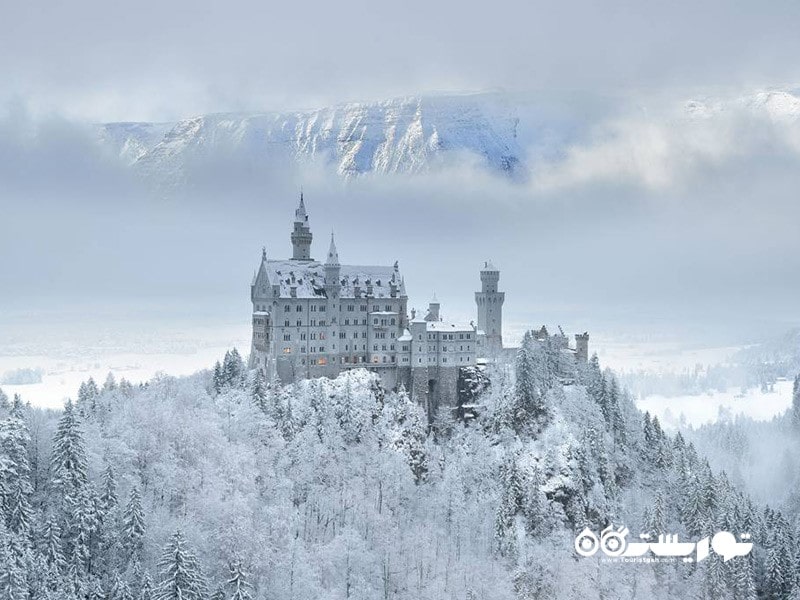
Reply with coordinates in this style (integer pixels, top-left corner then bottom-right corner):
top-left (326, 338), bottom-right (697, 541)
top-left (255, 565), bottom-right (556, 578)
top-left (324, 233), bottom-right (341, 299)
top-left (424, 294), bottom-right (440, 321)
top-left (291, 192), bottom-right (313, 260)
top-left (475, 260), bottom-right (505, 355)
top-left (575, 332), bottom-right (589, 363)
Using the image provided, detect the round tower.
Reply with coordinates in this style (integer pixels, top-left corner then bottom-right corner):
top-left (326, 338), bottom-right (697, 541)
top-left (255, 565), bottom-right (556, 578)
top-left (291, 192), bottom-right (313, 261)
top-left (475, 261), bottom-right (505, 355)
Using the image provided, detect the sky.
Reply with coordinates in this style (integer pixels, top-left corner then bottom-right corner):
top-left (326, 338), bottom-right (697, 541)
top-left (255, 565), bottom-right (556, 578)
top-left (3, 0), bottom-right (800, 401)
top-left (3, 0), bottom-right (800, 121)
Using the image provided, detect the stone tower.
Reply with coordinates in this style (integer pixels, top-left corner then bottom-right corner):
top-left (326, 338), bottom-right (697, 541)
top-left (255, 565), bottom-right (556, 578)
top-left (575, 332), bottom-right (589, 363)
top-left (324, 233), bottom-right (341, 299)
top-left (291, 193), bottom-right (313, 260)
top-left (475, 261), bottom-right (505, 355)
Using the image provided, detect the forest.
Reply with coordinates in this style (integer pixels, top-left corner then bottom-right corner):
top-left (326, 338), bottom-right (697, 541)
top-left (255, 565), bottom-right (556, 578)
top-left (1, 332), bottom-right (798, 599)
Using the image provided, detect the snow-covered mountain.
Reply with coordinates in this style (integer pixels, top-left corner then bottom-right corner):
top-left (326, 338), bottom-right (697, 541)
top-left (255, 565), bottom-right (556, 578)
top-left (99, 94), bottom-right (527, 184)
top-left (95, 88), bottom-right (800, 188)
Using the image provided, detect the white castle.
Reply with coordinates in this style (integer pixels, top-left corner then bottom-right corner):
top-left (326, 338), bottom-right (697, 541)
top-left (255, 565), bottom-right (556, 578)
top-left (250, 195), bottom-right (588, 413)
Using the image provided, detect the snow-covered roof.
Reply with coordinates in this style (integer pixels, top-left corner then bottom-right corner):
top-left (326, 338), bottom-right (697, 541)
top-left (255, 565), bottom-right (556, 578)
top-left (426, 321), bottom-right (474, 332)
top-left (260, 259), bottom-right (403, 299)
top-left (398, 329), bottom-right (413, 342)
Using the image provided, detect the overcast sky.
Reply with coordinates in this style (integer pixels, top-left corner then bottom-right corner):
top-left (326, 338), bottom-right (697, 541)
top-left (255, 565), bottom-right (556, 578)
top-left (3, 0), bottom-right (800, 121)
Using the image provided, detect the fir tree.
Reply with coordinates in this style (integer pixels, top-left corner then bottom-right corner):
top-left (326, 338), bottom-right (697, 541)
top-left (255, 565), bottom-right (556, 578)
top-left (40, 517), bottom-right (67, 573)
top-left (102, 374), bottom-right (117, 394)
top-left (138, 575), bottom-right (153, 600)
top-left (50, 400), bottom-right (88, 503)
top-left (793, 374), bottom-right (800, 430)
top-left (121, 487), bottom-right (146, 563)
top-left (99, 465), bottom-right (119, 515)
top-left (0, 412), bottom-right (34, 535)
top-left (226, 560), bottom-right (252, 600)
top-left (249, 370), bottom-right (268, 412)
top-left (154, 531), bottom-right (207, 600)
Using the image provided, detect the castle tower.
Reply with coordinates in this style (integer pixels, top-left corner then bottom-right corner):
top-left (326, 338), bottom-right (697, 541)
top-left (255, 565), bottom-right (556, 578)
top-left (424, 293), bottom-right (440, 321)
top-left (575, 332), bottom-right (589, 363)
top-left (324, 233), bottom-right (341, 299)
top-left (291, 193), bottom-right (313, 260)
top-left (475, 261), bottom-right (505, 355)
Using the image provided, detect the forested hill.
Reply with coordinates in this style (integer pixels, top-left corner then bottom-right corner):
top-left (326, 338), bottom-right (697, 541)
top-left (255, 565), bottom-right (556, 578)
top-left (0, 332), bottom-right (793, 599)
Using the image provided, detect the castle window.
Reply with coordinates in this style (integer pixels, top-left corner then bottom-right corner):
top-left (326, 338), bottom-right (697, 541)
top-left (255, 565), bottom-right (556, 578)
top-left (301, 333), bottom-right (307, 340)
top-left (373, 305), bottom-right (379, 311)
top-left (390, 318), bottom-right (396, 325)
top-left (373, 318), bottom-right (378, 325)
top-left (284, 320), bottom-right (290, 327)
top-left (284, 305), bottom-right (290, 312)
top-left (373, 345), bottom-right (378, 351)
top-left (310, 319), bottom-right (316, 326)
top-left (320, 306), bottom-right (326, 312)
top-left (418, 358), bottom-right (422, 363)
top-left (339, 332), bottom-right (346, 339)
top-left (320, 332), bottom-right (326, 340)
top-left (318, 357), bottom-right (327, 365)
top-left (353, 332), bottom-right (358, 339)
top-left (319, 346), bottom-right (325, 352)
top-left (443, 358), bottom-right (447, 363)
top-left (296, 305), bottom-right (302, 312)
top-left (319, 320), bottom-right (326, 326)
top-left (360, 305), bottom-right (367, 312)
top-left (283, 347), bottom-right (292, 354)
top-left (362, 319), bottom-right (367, 325)
top-left (283, 334), bottom-right (291, 341)
top-left (348, 304), bottom-right (355, 312)
top-left (390, 344), bottom-right (395, 351)
top-left (301, 347), bottom-right (306, 353)
top-left (311, 305), bottom-right (317, 312)
top-left (296, 320), bottom-right (302, 327)
top-left (385, 305), bottom-right (391, 311)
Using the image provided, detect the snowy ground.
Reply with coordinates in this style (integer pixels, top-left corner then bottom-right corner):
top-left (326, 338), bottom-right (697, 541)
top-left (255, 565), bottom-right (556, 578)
top-left (636, 380), bottom-right (794, 429)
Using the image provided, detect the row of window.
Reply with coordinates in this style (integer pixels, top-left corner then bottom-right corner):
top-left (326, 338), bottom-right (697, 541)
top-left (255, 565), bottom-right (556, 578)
top-left (282, 303), bottom-right (398, 313)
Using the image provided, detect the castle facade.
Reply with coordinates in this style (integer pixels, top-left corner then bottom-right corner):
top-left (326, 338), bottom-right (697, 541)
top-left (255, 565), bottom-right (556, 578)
top-left (250, 195), bottom-right (587, 414)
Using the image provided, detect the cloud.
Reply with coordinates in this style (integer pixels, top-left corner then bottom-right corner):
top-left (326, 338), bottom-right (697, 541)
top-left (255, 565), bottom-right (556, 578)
top-left (3, 0), bottom-right (800, 121)
top-left (532, 90), bottom-right (800, 194)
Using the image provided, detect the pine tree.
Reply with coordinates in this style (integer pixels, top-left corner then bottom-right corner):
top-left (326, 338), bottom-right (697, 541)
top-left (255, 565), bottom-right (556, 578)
top-left (69, 486), bottom-right (100, 575)
top-left (154, 531), bottom-right (207, 600)
top-left (249, 370), bottom-right (268, 412)
top-left (110, 574), bottom-right (134, 600)
top-left (226, 560), bottom-right (252, 600)
top-left (495, 453), bottom-right (524, 557)
top-left (766, 547), bottom-right (785, 600)
top-left (121, 487), bottom-right (146, 563)
top-left (0, 411), bottom-right (34, 535)
top-left (212, 362), bottom-right (223, 395)
top-left (138, 574), bottom-right (153, 600)
top-left (99, 465), bottom-right (119, 515)
top-left (793, 374), bottom-right (800, 430)
top-left (512, 331), bottom-right (549, 433)
top-left (40, 517), bottom-right (67, 572)
top-left (102, 374), bottom-right (117, 394)
top-left (50, 400), bottom-right (88, 503)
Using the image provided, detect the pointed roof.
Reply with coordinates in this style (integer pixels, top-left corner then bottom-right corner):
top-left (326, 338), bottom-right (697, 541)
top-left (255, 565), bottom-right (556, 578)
top-left (294, 191), bottom-right (308, 224)
top-left (326, 232), bottom-right (340, 266)
top-left (430, 292), bottom-right (439, 304)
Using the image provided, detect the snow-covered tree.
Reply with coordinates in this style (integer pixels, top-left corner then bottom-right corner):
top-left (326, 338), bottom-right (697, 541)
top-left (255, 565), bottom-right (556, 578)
top-left (154, 531), bottom-right (206, 600)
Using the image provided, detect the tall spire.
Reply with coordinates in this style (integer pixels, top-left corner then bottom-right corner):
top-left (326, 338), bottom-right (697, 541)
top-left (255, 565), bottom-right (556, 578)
top-left (326, 232), bottom-right (340, 266)
top-left (290, 191), bottom-right (313, 261)
top-left (295, 190), bottom-right (308, 224)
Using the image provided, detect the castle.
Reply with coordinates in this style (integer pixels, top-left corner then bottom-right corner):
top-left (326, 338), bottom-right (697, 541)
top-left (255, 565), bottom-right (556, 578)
top-left (250, 195), bottom-right (588, 415)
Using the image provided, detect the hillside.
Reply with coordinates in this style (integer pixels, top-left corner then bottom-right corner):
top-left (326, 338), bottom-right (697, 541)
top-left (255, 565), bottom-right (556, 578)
top-left (0, 334), bottom-right (791, 599)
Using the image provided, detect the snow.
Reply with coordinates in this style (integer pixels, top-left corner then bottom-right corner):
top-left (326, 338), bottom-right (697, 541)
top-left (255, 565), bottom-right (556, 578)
top-left (636, 379), bottom-right (794, 429)
top-left (258, 259), bottom-right (400, 299)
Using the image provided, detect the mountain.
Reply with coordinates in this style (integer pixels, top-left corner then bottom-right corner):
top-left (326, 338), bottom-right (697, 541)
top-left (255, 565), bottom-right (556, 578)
top-left (98, 94), bottom-right (528, 184)
top-left (95, 88), bottom-right (800, 188)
